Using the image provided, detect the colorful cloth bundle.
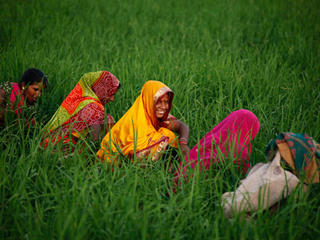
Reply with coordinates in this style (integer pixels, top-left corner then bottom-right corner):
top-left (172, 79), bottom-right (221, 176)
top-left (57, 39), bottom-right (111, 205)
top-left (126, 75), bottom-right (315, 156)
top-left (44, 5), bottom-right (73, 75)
top-left (266, 132), bottom-right (320, 183)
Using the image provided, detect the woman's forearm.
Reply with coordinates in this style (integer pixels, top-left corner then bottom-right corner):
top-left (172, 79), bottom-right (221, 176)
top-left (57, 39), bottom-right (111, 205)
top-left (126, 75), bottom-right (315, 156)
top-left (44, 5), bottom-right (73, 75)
top-left (176, 120), bottom-right (189, 143)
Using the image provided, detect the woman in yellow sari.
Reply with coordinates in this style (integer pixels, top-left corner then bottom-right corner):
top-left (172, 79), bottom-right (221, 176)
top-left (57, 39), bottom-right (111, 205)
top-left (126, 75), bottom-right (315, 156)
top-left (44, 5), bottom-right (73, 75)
top-left (97, 80), bottom-right (190, 165)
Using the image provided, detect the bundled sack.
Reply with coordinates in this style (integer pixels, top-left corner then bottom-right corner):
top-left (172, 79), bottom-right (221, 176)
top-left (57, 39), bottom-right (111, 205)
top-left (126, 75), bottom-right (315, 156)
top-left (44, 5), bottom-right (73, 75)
top-left (222, 132), bottom-right (320, 218)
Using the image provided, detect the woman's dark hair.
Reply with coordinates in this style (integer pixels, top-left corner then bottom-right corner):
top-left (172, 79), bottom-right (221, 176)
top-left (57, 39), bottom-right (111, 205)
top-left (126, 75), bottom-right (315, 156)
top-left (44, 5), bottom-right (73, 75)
top-left (20, 68), bottom-right (48, 88)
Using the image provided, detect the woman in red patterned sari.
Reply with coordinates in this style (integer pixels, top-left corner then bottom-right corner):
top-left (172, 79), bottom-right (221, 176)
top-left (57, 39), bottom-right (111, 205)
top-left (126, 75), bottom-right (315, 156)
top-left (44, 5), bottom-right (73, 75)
top-left (41, 71), bottom-right (120, 154)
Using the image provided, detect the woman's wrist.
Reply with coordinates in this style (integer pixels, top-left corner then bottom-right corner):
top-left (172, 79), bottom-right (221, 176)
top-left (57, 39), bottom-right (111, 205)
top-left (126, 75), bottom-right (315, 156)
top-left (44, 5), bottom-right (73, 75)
top-left (179, 137), bottom-right (188, 145)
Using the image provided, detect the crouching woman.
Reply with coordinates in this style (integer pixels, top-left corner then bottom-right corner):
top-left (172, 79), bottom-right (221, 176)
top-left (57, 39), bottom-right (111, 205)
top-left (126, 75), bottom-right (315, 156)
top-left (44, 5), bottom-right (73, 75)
top-left (96, 80), bottom-right (190, 165)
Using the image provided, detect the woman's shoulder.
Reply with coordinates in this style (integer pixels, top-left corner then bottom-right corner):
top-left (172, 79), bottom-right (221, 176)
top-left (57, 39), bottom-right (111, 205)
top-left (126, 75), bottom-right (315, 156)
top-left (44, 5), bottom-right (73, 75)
top-left (167, 114), bottom-right (176, 121)
top-left (0, 81), bottom-right (13, 107)
top-left (78, 102), bottom-right (105, 119)
top-left (0, 81), bottom-right (13, 96)
top-left (158, 114), bottom-right (177, 129)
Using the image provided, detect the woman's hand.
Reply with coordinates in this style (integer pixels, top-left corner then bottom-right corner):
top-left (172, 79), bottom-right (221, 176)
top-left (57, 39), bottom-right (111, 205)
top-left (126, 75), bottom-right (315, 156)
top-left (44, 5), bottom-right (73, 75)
top-left (89, 124), bottom-right (102, 141)
top-left (180, 143), bottom-right (190, 158)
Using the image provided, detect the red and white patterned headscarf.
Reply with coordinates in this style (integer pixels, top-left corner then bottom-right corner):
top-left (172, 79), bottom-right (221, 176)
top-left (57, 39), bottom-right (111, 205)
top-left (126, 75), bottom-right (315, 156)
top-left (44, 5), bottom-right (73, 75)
top-left (91, 71), bottom-right (120, 105)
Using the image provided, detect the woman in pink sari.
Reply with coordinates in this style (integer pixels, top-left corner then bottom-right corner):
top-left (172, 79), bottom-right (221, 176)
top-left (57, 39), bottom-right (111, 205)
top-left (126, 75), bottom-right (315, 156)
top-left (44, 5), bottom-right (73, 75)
top-left (0, 68), bottom-right (48, 128)
top-left (174, 109), bottom-right (260, 186)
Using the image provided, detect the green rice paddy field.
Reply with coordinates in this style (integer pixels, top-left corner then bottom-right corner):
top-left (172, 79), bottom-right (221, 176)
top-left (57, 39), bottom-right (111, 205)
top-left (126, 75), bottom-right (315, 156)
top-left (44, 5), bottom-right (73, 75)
top-left (1, 0), bottom-right (320, 239)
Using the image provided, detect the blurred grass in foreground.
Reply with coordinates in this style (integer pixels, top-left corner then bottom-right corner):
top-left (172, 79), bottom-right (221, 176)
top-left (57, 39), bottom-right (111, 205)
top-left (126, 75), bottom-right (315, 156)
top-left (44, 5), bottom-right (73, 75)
top-left (0, 0), bottom-right (319, 239)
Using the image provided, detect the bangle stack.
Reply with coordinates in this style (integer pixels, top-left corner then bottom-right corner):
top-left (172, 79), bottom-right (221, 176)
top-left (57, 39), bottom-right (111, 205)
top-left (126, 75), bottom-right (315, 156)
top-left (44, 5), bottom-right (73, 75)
top-left (179, 137), bottom-right (188, 145)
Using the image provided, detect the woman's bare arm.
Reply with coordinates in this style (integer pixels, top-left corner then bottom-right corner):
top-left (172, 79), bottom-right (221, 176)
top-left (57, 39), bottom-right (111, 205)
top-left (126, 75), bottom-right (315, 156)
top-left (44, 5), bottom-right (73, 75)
top-left (89, 124), bottom-right (102, 141)
top-left (160, 119), bottom-right (190, 157)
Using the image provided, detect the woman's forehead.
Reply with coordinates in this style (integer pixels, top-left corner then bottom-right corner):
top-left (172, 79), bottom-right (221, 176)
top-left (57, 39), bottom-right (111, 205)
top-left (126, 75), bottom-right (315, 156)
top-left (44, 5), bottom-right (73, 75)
top-left (154, 87), bottom-right (173, 102)
top-left (30, 82), bottom-right (43, 88)
top-left (158, 93), bottom-right (169, 101)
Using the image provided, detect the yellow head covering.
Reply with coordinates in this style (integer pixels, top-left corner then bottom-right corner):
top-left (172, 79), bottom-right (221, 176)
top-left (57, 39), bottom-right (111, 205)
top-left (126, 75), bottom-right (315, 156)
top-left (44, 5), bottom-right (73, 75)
top-left (97, 80), bottom-right (178, 164)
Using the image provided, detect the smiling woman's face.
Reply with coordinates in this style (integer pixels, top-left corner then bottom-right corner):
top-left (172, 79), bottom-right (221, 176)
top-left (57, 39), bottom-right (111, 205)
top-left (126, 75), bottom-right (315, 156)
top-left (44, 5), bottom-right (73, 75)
top-left (155, 93), bottom-right (170, 120)
top-left (22, 82), bottom-right (43, 105)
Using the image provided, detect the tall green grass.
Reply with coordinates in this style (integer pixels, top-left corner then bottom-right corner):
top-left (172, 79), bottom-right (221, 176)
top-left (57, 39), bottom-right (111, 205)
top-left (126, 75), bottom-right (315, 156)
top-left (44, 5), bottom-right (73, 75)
top-left (1, 0), bottom-right (319, 239)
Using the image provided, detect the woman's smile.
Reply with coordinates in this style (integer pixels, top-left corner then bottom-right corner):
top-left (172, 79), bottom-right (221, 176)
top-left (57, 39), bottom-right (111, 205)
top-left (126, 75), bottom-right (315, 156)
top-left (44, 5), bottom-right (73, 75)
top-left (155, 93), bottom-right (169, 119)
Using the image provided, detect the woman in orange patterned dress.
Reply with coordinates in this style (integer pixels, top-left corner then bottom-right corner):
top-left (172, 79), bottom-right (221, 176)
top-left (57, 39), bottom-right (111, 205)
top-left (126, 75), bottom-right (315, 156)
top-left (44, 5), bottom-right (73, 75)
top-left (41, 71), bottom-right (120, 154)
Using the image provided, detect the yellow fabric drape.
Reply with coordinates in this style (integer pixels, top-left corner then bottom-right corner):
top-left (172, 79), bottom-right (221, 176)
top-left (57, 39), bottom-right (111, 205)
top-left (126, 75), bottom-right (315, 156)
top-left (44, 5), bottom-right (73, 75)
top-left (97, 80), bottom-right (178, 164)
